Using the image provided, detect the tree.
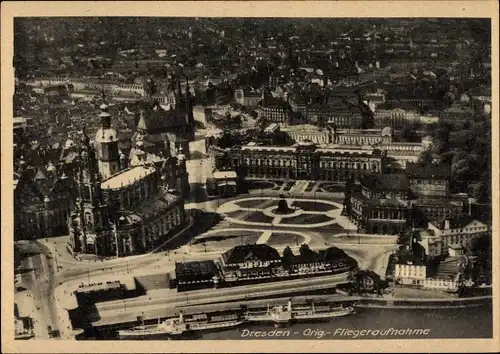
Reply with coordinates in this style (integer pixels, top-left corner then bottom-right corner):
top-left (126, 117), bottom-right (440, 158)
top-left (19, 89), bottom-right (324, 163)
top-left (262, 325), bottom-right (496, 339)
top-left (255, 116), bottom-right (269, 132)
top-left (282, 246), bottom-right (294, 266)
top-left (234, 114), bottom-right (243, 127)
top-left (472, 171), bottom-right (491, 203)
top-left (400, 125), bottom-right (418, 142)
top-left (397, 230), bottom-right (410, 246)
top-left (299, 244), bottom-right (316, 259)
top-left (418, 150), bottom-right (434, 165)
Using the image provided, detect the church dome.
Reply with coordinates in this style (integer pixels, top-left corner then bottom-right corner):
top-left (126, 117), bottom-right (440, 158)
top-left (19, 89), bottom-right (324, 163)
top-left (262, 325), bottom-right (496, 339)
top-left (381, 127), bottom-right (393, 137)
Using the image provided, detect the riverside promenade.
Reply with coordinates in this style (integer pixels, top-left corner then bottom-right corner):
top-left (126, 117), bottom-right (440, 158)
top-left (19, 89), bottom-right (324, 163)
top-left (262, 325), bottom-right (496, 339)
top-left (90, 293), bottom-right (492, 330)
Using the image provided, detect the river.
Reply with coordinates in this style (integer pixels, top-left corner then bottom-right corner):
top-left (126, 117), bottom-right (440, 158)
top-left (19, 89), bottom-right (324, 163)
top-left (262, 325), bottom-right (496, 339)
top-left (93, 303), bottom-right (492, 340)
top-left (199, 305), bottom-right (493, 340)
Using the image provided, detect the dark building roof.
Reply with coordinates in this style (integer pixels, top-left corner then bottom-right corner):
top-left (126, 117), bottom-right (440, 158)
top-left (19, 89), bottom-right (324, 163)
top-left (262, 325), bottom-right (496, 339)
top-left (222, 244), bottom-right (281, 264)
top-left (76, 281), bottom-right (122, 294)
top-left (15, 167), bottom-right (78, 202)
top-left (287, 246), bottom-right (352, 264)
top-left (136, 106), bottom-right (189, 132)
top-left (394, 250), bottom-right (426, 266)
top-left (361, 174), bottom-right (409, 191)
top-left (406, 162), bottom-right (450, 179)
top-left (261, 96), bottom-right (293, 111)
top-left (364, 198), bottom-right (407, 208)
top-left (175, 260), bottom-right (218, 281)
top-left (430, 214), bottom-right (481, 230)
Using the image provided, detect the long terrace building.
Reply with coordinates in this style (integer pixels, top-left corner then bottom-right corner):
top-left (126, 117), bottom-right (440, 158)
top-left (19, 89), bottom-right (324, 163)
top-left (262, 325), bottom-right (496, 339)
top-left (213, 141), bottom-right (386, 183)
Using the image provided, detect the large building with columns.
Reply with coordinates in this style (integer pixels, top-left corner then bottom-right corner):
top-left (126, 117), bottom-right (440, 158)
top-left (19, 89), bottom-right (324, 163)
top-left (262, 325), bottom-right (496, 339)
top-left (277, 125), bottom-right (433, 171)
top-left (213, 141), bottom-right (386, 183)
top-left (346, 168), bottom-right (457, 234)
top-left (68, 102), bottom-right (188, 257)
top-left (348, 174), bottom-right (411, 235)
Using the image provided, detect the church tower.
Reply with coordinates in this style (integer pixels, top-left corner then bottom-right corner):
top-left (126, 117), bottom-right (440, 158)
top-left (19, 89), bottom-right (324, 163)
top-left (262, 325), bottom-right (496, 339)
top-left (184, 78), bottom-right (196, 141)
top-left (95, 103), bottom-right (120, 179)
top-left (176, 146), bottom-right (190, 198)
top-left (69, 128), bottom-right (112, 255)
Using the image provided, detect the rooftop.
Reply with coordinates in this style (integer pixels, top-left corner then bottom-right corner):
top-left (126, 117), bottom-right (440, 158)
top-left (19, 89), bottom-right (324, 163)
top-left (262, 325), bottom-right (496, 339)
top-left (415, 198), bottom-right (462, 207)
top-left (76, 281), bottom-right (122, 293)
top-left (222, 244), bottom-right (281, 264)
top-left (213, 171), bottom-right (237, 180)
top-left (430, 215), bottom-right (485, 230)
top-left (282, 124), bottom-right (324, 133)
top-left (175, 260), bottom-right (218, 280)
top-left (406, 162), bottom-right (450, 179)
top-left (434, 256), bottom-right (463, 280)
top-left (101, 165), bottom-right (156, 189)
top-left (361, 174), bottom-right (409, 191)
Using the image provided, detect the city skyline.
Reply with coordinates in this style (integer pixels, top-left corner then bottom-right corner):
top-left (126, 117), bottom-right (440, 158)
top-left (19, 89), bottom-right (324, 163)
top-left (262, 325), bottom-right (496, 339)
top-left (2, 2), bottom-right (498, 354)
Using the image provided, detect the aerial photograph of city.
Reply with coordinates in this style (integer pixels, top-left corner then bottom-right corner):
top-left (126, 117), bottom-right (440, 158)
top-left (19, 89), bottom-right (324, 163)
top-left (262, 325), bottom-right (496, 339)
top-left (9, 14), bottom-right (493, 345)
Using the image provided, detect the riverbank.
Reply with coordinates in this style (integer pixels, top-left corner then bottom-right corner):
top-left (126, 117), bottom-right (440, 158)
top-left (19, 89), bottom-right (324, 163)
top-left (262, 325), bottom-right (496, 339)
top-left (86, 294), bottom-right (493, 340)
top-left (354, 295), bottom-right (492, 309)
top-left (88, 292), bottom-right (492, 332)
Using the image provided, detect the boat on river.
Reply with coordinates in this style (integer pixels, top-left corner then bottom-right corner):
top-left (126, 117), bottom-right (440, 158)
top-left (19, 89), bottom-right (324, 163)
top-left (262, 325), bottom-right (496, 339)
top-left (117, 311), bottom-right (245, 338)
top-left (245, 300), bottom-right (355, 326)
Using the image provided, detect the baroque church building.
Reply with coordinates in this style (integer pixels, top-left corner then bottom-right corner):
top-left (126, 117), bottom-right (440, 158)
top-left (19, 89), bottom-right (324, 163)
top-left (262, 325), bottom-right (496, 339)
top-left (68, 98), bottom-right (190, 257)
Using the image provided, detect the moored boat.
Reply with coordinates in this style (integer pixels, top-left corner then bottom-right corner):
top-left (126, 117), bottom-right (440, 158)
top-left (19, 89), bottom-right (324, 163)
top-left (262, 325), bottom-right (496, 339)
top-left (117, 311), bottom-right (246, 338)
top-left (245, 300), bottom-right (356, 325)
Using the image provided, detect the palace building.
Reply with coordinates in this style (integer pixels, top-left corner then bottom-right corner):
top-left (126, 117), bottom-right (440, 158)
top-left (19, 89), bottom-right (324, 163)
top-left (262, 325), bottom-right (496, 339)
top-left (348, 174), bottom-right (411, 235)
top-left (334, 127), bottom-right (393, 146)
top-left (266, 125), bottom-right (432, 171)
top-left (68, 101), bottom-right (188, 257)
top-left (345, 165), bottom-right (457, 234)
top-left (213, 141), bottom-right (386, 183)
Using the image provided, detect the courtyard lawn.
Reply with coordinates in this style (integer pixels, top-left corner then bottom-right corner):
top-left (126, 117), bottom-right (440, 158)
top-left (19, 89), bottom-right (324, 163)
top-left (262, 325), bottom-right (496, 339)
top-left (304, 182), bottom-right (316, 192)
top-left (266, 233), bottom-right (305, 246)
top-left (319, 183), bottom-right (345, 193)
top-left (226, 210), bottom-right (274, 224)
top-left (282, 181), bottom-right (295, 192)
top-left (247, 181), bottom-right (276, 191)
top-left (278, 213), bottom-right (332, 225)
top-left (270, 180), bottom-right (284, 191)
top-left (291, 200), bottom-right (337, 212)
top-left (320, 223), bottom-right (347, 233)
top-left (236, 198), bottom-right (279, 209)
top-left (193, 232), bottom-right (261, 246)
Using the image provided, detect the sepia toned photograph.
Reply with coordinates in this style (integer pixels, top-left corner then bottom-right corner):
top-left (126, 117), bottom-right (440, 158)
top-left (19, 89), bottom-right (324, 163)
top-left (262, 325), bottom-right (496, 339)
top-left (1, 1), bottom-right (498, 353)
